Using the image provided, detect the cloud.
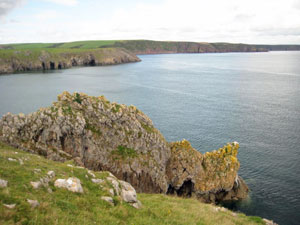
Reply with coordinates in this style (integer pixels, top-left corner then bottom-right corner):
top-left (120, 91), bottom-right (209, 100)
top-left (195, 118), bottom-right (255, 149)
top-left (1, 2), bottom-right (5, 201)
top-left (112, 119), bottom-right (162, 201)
top-left (43, 0), bottom-right (78, 6)
top-left (0, 0), bottom-right (24, 18)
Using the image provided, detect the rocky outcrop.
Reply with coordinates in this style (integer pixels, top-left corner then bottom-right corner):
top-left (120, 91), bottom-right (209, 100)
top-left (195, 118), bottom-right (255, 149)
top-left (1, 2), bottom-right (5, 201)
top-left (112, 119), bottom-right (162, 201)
top-left (0, 48), bottom-right (140, 74)
top-left (0, 92), bottom-right (248, 203)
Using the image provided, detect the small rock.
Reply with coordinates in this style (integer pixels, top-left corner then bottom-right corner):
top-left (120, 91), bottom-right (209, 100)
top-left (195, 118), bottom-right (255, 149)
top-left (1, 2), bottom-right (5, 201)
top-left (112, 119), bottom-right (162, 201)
top-left (30, 181), bottom-right (42, 189)
top-left (54, 177), bottom-right (83, 193)
top-left (263, 218), bottom-right (278, 225)
top-left (18, 158), bottom-right (24, 165)
top-left (47, 187), bottom-right (53, 193)
top-left (101, 196), bottom-right (114, 206)
top-left (232, 212), bottom-right (237, 217)
top-left (0, 179), bottom-right (8, 188)
top-left (67, 164), bottom-right (74, 168)
top-left (132, 200), bottom-right (142, 209)
top-left (3, 204), bottom-right (16, 209)
top-left (27, 199), bottom-right (39, 208)
top-left (47, 171), bottom-right (55, 178)
top-left (34, 168), bottom-right (41, 173)
top-left (87, 170), bottom-right (96, 178)
top-left (109, 189), bottom-right (114, 196)
top-left (14, 152), bottom-right (18, 154)
top-left (91, 178), bottom-right (104, 184)
top-left (8, 158), bottom-right (17, 162)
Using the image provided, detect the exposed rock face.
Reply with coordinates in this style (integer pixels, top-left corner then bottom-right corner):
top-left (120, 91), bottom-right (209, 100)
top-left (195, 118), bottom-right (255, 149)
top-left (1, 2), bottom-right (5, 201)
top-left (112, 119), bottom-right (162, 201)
top-left (0, 48), bottom-right (141, 74)
top-left (0, 92), bottom-right (248, 203)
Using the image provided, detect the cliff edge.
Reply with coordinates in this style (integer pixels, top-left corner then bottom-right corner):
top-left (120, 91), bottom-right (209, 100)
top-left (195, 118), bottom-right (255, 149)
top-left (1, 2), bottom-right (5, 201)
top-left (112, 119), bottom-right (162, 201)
top-left (0, 92), bottom-right (248, 203)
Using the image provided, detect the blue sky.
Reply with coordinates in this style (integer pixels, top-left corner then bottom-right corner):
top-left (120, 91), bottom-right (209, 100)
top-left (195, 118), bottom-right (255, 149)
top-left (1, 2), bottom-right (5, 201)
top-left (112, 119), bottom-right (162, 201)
top-left (0, 0), bottom-right (300, 44)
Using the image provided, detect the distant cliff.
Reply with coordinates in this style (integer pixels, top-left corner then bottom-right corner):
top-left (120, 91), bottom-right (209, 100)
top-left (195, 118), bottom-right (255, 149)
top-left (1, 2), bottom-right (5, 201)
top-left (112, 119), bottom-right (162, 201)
top-left (0, 48), bottom-right (140, 74)
top-left (0, 91), bottom-right (248, 203)
top-left (102, 40), bottom-right (268, 54)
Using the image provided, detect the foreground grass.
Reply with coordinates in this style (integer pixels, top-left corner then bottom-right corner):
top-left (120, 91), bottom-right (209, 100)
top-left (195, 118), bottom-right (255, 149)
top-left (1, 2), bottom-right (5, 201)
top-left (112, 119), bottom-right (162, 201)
top-left (0, 142), bottom-right (264, 225)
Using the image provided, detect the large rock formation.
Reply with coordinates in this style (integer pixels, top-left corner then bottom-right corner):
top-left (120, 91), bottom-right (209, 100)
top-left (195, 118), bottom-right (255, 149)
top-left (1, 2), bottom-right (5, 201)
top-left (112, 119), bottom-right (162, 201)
top-left (0, 48), bottom-right (140, 74)
top-left (0, 92), bottom-right (248, 203)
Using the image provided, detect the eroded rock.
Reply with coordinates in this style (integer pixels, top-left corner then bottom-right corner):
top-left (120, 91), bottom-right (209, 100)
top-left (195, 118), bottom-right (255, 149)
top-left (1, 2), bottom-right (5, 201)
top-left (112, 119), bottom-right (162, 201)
top-left (54, 177), bottom-right (83, 193)
top-left (0, 91), bottom-right (248, 203)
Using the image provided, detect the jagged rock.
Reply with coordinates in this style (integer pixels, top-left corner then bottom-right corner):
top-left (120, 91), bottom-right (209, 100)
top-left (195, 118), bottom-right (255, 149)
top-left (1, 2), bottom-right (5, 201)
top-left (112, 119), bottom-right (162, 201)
top-left (27, 199), bottom-right (39, 208)
top-left (0, 91), bottom-right (248, 203)
top-left (101, 196), bottom-right (114, 206)
top-left (3, 204), bottom-right (16, 209)
top-left (54, 177), bottom-right (83, 193)
top-left (0, 179), bottom-right (8, 188)
top-left (107, 177), bottom-right (121, 195)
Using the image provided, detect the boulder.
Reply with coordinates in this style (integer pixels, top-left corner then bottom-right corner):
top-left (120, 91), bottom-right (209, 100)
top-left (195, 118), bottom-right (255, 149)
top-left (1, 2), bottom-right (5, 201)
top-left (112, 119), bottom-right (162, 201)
top-left (120, 180), bottom-right (137, 203)
top-left (54, 177), bottom-right (83, 193)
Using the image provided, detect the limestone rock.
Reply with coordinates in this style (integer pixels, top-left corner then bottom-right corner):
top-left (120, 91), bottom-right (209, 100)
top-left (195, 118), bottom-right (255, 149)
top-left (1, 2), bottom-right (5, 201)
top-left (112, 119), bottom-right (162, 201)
top-left (91, 178), bottom-right (104, 184)
top-left (27, 199), bottom-right (39, 208)
top-left (101, 196), bottom-right (114, 206)
top-left (0, 179), bottom-right (8, 188)
top-left (8, 158), bottom-right (17, 162)
top-left (263, 218), bottom-right (278, 225)
top-left (30, 181), bottom-right (42, 189)
top-left (54, 177), bottom-right (83, 193)
top-left (47, 171), bottom-right (55, 178)
top-left (120, 180), bottom-right (137, 203)
top-left (3, 204), bottom-right (16, 209)
top-left (0, 91), bottom-right (248, 203)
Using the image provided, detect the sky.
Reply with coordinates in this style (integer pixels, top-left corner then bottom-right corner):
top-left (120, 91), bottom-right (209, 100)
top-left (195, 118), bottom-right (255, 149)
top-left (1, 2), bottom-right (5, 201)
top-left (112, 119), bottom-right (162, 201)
top-left (0, 0), bottom-right (300, 44)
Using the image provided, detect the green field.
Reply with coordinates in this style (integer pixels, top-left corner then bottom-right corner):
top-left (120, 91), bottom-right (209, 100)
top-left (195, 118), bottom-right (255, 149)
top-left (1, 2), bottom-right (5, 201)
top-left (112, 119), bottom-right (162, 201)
top-left (0, 142), bottom-right (265, 225)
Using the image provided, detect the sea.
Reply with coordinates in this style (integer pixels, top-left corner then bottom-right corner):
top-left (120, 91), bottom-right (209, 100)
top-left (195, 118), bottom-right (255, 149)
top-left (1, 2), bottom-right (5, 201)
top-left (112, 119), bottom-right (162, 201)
top-left (0, 51), bottom-right (299, 225)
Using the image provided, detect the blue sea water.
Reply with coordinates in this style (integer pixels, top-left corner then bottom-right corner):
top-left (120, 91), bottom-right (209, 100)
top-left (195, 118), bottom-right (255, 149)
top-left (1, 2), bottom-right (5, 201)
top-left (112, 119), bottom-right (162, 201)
top-left (0, 51), bottom-right (299, 225)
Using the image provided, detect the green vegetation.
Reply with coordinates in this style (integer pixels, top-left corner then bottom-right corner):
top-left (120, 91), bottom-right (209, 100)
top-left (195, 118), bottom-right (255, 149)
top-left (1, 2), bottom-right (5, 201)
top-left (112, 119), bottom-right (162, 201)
top-left (0, 142), bottom-right (265, 225)
top-left (85, 122), bottom-right (102, 136)
top-left (141, 122), bottom-right (154, 133)
top-left (111, 145), bottom-right (137, 159)
top-left (73, 93), bottom-right (82, 104)
top-left (111, 104), bottom-right (121, 113)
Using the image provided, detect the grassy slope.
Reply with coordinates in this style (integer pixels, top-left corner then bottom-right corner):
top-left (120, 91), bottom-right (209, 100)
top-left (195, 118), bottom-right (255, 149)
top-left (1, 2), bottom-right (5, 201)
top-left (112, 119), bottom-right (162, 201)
top-left (0, 141), bottom-right (265, 225)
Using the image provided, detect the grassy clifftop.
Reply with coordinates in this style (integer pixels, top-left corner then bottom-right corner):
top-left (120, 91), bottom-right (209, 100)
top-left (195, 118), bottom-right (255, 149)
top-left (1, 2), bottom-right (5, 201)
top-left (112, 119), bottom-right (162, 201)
top-left (0, 142), bottom-right (266, 225)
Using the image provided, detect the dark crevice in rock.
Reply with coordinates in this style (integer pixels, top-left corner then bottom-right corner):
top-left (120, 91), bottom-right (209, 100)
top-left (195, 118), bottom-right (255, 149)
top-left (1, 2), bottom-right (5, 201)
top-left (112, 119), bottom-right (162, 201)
top-left (42, 62), bottom-right (46, 70)
top-left (50, 61), bottom-right (55, 70)
top-left (167, 179), bottom-right (194, 197)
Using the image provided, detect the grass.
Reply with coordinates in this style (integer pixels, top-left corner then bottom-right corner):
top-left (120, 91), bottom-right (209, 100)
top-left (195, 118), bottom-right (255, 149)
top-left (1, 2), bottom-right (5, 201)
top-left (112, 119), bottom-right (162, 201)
top-left (111, 145), bottom-right (137, 159)
top-left (0, 141), bottom-right (265, 225)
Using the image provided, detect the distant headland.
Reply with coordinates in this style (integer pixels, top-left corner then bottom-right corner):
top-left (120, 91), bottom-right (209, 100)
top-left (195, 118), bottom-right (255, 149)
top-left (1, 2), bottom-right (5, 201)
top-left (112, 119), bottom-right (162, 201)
top-left (0, 40), bottom-right (300, 74)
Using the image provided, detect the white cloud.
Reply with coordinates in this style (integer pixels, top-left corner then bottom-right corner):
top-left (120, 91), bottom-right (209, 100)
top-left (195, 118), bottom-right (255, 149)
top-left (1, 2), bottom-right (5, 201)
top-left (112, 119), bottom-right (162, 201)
top-left (43, 0), bottom-right (78, 6)
top-left (0, 0), bottom-right (24, 18)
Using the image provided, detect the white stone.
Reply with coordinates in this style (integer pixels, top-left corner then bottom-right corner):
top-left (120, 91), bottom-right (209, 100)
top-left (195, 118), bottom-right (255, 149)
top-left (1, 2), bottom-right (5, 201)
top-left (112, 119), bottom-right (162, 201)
top-left (27, 199), bottom-right (39, 208)
top-left (30, 181), bottom-right (42, 189)
top-left (8, 158), bottom-right (17, 162)
top-left (91, 178), bottom-right (104, 184)
top-left (18, 158), bottom-right (24, 165)
top-left (101, 196), bottom-right (114, 206)
top-left (0, 179), bottom-right (8, 188)
top-left (67, 164), bottom-right (74, 167)
top-left (87, 170), bottom-right (96, 178)
top-left (47, 171), bottom-right (55, 178)
top-left (107, 177), bottom-right (120, 195)
top-left (132, 200), bottom-right (142, 209)
top-left (119, 180), bottom-right (137, 203)
top-left (3, 204), bottom-right (16, 209)
top-left (54, 177), bottom-right (84, 193)
top-left (109, 188), bottom-right (114, 196)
